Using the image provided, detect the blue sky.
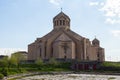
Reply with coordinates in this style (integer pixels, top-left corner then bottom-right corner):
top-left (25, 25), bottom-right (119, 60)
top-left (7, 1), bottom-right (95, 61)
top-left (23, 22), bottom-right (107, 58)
top-left (0, 0), bottom-right (120, 61)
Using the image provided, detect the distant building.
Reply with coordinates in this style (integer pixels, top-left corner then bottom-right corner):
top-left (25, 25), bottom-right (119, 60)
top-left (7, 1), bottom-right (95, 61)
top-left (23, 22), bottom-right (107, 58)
top-left (11, 51), bottom-right (28, 60)
top-left (28, 11), bottom-right (105, 62)
top-left (0, 55), bottom-right (8, 60)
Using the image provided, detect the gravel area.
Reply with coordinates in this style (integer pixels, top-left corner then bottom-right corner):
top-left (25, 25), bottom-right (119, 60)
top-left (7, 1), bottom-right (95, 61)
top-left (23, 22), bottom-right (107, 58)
top-left (16, 73), bottom-right (120, 80)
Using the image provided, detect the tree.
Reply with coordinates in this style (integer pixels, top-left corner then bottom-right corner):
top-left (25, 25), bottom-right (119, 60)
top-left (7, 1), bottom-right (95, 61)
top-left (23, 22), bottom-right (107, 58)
top-left (8, 55), bottom-right (18, 67)
top-left (1, 68), bottom-right (8, 76)
top-left (10, 52), bottom-right (26, 68)
top-left (0, 56), bottom-right (9, 68)
top-left (0, 73), bottom-right (4, 79)
top-left (35, 58), bottom-right (43, 66)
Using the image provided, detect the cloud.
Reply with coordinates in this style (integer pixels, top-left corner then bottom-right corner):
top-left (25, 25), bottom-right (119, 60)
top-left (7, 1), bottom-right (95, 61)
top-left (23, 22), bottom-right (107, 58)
top-left (0, 48), bottom-right (26, 56)
top-left (106, 18), bottom-right (120, 24)
top-left (100, 0), bottom-right (120, 24)
top-left (89, 2), bottom-right (99, 6)
top-left (89, 0), bottom-right (120, 24)
top-left (100, 0), bottom-right (120, 17)
top-left (111, 30), bottom-right (120, 37)
top-left (49, 0), bottom-right (62, 6)
top-left (89, 1), bottom-right (105, 6)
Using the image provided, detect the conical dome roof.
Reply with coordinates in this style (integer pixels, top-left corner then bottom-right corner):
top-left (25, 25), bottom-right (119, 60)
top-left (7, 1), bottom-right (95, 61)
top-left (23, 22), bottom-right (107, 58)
top-left (53, 11), bottom-right (70, 21)
top-left (92, 38), bottom-right (100, 47)
top-left (92, 38), bottom-right (99, 43)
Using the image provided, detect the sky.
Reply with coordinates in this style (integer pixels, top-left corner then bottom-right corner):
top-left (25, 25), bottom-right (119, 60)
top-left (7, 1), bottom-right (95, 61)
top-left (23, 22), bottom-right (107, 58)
top-left (0, 0), bottom-right (120, 61)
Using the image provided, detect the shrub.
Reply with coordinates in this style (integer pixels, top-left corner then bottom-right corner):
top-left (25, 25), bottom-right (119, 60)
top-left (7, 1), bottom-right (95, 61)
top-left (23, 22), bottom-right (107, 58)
top-left (1, 68), bottom-right (8, 76)
top-left (48, 58), bottom-right (59, 66)
top-left (35, 58), bottom-right (43, 67)
top-left (0, 73), bottom-right (4, 79)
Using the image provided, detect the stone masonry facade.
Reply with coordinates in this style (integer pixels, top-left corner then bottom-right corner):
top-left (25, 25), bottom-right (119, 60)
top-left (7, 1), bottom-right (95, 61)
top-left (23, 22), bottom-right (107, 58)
top-left (28, 11), bottom-right (105, 62)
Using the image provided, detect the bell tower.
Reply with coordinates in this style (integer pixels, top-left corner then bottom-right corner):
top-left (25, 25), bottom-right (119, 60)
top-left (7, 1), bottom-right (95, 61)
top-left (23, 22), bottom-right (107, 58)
top-left (53, 11), bottom-right (70, 30)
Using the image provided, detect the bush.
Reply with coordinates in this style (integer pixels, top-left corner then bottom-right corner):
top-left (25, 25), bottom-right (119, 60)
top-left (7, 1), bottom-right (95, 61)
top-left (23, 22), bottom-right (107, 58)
top-left (35, 58), bottom-right (43, 67)
top-left (0, 73), bottom-right (4, 79)
top-left (48, 58), bottom-right (59, 66)
top-left (1, 68), bottom-right (8, 76)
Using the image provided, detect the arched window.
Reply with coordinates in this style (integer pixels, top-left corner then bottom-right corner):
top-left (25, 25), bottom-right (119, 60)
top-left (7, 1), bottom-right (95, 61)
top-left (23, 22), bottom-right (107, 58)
top-left (66, 21), bottom-right (68, 26)
top-left (68, 22), bottom-right (70, 26)
top-left (97, 53), bottom-right (99, 57)
top-left (55, 21), bottom-right (57, 26)
top-left (64, 55), bottom-right (66, 59)
top-left (57, 20), bottom-right (58, 25)
top-left (87, 56), bottom-right (89, 60)
top-left (63, 20), bottom-right (65, 25)
top-left (54, 21), bottom-right (56, 26)
top-left (60, 20), bottom-right (62, 25)
top-left (40, 48), bottom-right (41, 57)
top-left (44, 46), bottom-right (46, 58)
top-left (51, 47), bottom-right (53, 57)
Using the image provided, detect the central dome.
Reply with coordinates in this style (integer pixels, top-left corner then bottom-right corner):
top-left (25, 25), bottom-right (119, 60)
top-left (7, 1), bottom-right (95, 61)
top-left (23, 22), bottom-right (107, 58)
top-left (53, 11), bottom-right (70, 30)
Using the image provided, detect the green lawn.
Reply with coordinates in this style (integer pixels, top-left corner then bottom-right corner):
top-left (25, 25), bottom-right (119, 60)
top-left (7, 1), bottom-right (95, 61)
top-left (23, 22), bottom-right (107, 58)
top-left (0, 61), bottom-right (120, 79)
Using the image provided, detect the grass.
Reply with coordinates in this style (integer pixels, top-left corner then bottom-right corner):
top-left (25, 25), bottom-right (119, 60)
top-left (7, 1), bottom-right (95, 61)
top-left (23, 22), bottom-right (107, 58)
top-left (1, 61), bottom-right (120, 80)
top-left (101, 62), bottom-right (120, 67)
top-left (3, 62), bottom-right (72, 80)
top-left (0, 62), bottom-right (72, 75)
top-left (108, 77), bottom-right (116, 80)
top-left (99, 61), bottom-right (120, 72)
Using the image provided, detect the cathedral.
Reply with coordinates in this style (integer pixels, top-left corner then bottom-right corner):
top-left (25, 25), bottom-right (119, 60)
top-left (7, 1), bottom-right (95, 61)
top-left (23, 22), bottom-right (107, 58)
top-left (28, 11), bottom-right (105, 62)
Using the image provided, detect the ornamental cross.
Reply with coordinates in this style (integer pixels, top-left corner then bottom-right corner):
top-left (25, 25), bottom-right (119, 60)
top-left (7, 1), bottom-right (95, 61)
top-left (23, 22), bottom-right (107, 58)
top-left (61, 43), bottom-right (68, 54)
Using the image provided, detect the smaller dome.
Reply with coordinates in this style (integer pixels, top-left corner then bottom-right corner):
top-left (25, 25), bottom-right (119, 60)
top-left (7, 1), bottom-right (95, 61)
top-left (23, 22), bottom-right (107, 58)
top-left (92, 38), bottom-right (100, 47)
top-left (92, 38), bottom-right (99, 43)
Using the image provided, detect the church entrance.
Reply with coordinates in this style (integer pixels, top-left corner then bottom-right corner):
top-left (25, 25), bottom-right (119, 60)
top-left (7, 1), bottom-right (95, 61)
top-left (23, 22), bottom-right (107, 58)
top-left (61, 42), bottom-right (69, 59)
top-left (52, 41), bottom-right (76, 59)
top-left (52, 33), bottom-right (76, 59)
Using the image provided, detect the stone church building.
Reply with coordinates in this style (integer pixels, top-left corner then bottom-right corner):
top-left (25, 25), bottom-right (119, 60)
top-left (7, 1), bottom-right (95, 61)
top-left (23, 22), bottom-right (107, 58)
top-left (28, 11), bottom-right (105, 62)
